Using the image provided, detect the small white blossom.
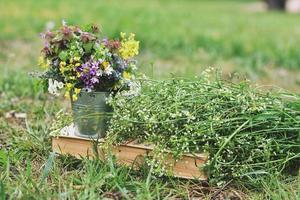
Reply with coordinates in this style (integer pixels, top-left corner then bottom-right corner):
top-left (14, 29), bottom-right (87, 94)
top-left (48, 78), bottom-right (64, 96)
top-left (104, 66), bottom-right (113, 75)
top-left (121, 81), bottom-right (141, 96)
top-left (96, 69), bottom-right (104, 76)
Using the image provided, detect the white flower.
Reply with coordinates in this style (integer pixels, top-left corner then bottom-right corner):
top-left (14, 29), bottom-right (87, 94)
top-left (121, 81), bottom-right (141, 96)
top-left (48, 78), bottom-right (64, 96)
top-left (57, 81), bottom-right (64, 89)
top-left (104, 66), bottom-right (113, 75)
top-left (96, 69), bottom-right (104, 76)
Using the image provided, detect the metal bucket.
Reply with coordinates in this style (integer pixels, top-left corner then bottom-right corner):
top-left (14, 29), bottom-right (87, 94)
top-left (71, 91), bottom-right (112, 138)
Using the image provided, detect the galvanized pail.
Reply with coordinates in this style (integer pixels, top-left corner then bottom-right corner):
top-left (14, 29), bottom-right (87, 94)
top-left (71, 91), bottom-right (112, 138)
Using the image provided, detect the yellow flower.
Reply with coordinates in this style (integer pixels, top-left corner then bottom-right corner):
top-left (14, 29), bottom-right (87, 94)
top-left (120, 32), bottom-right (126, 38)
top-left (60, 61), bottom-right (66, 67)
top-left (129, 33), bottom-right (135, 40)
top-left (74, 88), bottom-right (81, 94)
top-left (74, 57), bottom-right (80, 61)
top-left (123, 71), bottom-right (131, 80)
top-left (38, 56), bottom-right (44, 66)
top-left (38, 56), bottom-right (50, 69)
top-left (64, 84), bottom-right (80, 101)
top-left (72, 94), bottom-right (78, 101)
top-left (102, 61), bottom-right (109, 70)
top-left (119, 32), bottom-right (139, 59)
top-left (66, 83), bottom-right (73, 90)
top-left (60, 63), bottom-right (77, 75)
top-left (60, 66), bottom-right (66, 73)
top-left (70, 88), bottom-right (81, 101)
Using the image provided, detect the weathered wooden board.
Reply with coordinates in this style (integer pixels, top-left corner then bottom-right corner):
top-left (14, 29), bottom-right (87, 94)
top-left (52, 124), bottom-right (208, 180)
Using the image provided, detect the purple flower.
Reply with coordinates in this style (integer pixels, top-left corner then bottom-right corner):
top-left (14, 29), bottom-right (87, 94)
top-left (45, 31), bottom-right (54, 40)
top-left (39, 30), bottom-right (54, 41)
top-left (77, 60), bottom-right (101, 90)
top-left (91, 77), bottom-right (99, 84)
top-left (44, 41), bottom-right (50, 48)
top-left (42, 41), bottom-right (51, 55)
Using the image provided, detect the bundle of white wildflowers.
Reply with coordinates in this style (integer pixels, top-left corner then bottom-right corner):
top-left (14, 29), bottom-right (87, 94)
top-left (38, 22), bottom-right (140, 100)
top-left (107, 69), bottom-right (300, 187)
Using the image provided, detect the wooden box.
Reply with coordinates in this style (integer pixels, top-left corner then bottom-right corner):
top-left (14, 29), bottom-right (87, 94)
top-left (52, 124), bottom-right (208, 180)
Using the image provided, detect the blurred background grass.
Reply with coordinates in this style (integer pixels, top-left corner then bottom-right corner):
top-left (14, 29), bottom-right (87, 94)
top-left (1, 0), bottom-right (300, 91)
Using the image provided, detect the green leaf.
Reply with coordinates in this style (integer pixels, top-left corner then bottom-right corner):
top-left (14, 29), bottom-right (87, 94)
top-left (0, 150), bottom-right (8, 167)
top-left (58, 51), bottom-right (68, 61)
top-left (83, 42), bottom-right (94, 54)
top-left (39, 152), bottom-right (56, 183)
top-left (26, 159), bottom-right (31, 179)
top-left (0, 181), bottom-right (6, 200)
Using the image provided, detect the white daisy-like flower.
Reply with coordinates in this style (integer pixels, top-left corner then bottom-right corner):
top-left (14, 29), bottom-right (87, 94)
top-left (48, 78), bottom-right (64, 96)
top-left (96, 69), bottom-right (104, 76)
top-left (48, 79), bottom-right (58, 96)
top-left (104, 67), bottom-right (113, 75)
top-left (57, 81), bottom-right (64, 89)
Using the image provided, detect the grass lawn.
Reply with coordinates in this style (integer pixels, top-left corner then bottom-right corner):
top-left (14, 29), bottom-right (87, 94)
top-left (0, 0), bottom-right (299, 199)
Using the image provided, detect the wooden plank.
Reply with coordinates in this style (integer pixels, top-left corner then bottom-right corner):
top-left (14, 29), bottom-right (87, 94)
top-left (52, 136), bottom-right (207, 179)
top-left (52, 124), bottom-right (207, 180)
top-left (52, 136), bottom-right (95, 159)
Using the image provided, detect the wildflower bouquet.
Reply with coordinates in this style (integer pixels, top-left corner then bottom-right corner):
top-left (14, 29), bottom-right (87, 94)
top-left (39, 23), bottom-right (140, 100)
